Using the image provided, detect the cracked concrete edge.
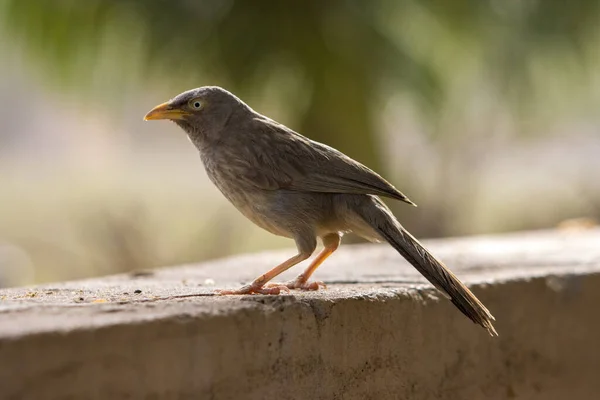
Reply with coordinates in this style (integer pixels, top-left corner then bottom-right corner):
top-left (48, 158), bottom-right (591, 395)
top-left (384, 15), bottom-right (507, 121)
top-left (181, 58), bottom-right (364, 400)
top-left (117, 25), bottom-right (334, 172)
top-left (1, 228), bottom-right (599, 339)
top-left (1, 274), bottom-right (599, 399)
top-left (0, 229), bottom-right (599, 399)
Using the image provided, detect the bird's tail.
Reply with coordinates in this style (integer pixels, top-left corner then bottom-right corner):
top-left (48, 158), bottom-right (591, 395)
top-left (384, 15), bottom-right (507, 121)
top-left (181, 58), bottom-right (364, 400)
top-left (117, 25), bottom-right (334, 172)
top-left (351, 196), bottom-right (497, 336)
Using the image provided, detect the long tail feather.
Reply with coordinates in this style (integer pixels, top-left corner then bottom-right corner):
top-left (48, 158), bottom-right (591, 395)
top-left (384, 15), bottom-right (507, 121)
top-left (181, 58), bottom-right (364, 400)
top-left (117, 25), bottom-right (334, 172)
top-left (354, 197), bottom-right (497, 336)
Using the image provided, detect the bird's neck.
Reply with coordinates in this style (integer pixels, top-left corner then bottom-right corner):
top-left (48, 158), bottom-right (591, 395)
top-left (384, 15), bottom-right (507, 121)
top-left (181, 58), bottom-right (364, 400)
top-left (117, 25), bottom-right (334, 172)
top-left (175, 118), bottom-right (228, 152)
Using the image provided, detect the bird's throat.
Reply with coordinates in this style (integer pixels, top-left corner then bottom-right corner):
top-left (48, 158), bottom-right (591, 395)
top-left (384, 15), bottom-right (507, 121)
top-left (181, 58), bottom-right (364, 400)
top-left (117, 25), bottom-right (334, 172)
top-left (174, 120), bottom-right (209, 151)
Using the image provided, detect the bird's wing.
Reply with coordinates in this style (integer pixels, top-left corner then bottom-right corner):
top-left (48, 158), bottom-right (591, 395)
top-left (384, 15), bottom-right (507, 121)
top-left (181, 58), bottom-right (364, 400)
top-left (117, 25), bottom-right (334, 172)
top-left (236, 117), bottom-right (415, 205)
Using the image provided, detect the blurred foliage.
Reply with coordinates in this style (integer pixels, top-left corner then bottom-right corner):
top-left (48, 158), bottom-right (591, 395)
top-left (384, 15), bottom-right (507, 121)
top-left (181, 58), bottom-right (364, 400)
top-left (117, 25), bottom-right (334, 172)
top-left (2, 0), bottom-right (599, 165)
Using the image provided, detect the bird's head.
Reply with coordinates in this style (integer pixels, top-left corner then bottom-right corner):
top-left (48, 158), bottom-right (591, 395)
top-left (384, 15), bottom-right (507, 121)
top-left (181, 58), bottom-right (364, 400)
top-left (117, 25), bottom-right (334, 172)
top-left (144, 86), bottom-right (249, 141)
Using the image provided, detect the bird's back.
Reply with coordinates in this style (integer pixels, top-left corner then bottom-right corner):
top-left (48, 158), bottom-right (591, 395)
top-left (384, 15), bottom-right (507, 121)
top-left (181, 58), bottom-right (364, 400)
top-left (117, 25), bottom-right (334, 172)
top-left (211, 115), bottom-right (415, 206)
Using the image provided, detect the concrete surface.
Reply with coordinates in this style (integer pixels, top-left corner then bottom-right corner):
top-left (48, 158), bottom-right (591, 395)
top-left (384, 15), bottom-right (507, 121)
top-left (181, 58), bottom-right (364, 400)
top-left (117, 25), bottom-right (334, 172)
top-left (1, 229), bottom-right (599, 399)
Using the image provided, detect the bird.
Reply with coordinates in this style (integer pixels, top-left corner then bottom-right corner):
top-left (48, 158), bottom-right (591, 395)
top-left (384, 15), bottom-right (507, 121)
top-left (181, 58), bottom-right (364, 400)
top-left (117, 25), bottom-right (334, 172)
top-left (144, 86), bottom-right (497, 336)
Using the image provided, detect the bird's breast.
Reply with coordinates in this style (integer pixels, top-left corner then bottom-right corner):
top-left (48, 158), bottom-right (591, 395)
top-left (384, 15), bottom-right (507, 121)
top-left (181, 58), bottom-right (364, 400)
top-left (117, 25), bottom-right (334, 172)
top-left (200, 152), bottom-right (293, 238)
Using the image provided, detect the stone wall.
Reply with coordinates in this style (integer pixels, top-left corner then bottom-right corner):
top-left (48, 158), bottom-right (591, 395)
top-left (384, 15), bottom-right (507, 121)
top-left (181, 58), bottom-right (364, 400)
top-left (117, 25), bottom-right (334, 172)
top-left (1, 229), bottom-right (599, 399)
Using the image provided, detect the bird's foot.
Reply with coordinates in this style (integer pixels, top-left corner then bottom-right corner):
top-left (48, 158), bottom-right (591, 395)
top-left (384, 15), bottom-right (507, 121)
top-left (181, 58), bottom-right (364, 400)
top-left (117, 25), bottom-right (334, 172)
top-left (291, 280), bottom-right (326, 291)
top-left (216, 284), bottom-right (290, 296)
top-left (266, 279), bottom-right (326, 291)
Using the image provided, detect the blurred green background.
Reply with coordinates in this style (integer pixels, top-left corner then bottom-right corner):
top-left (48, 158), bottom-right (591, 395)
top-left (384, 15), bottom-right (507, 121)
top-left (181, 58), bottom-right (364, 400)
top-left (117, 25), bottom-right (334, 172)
top-left (0, 0), bottom-right (599, 287)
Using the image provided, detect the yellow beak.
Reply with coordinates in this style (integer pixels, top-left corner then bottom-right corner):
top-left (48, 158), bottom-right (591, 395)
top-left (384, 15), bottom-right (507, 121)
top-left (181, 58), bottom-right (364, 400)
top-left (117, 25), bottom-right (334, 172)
top-left (143, 102), bottom-right (189, 121)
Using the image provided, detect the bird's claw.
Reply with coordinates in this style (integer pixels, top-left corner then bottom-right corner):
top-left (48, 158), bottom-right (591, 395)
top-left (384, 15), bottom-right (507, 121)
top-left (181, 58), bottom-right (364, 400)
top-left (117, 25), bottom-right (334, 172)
top-left (216, 279), bottom-right (326, 296)
top-left (216, 284), bottom-right (290, 296)
top-left (300, 280), bottom-right (327, 291)
top-left (266, 279), bottom-right (326, 291)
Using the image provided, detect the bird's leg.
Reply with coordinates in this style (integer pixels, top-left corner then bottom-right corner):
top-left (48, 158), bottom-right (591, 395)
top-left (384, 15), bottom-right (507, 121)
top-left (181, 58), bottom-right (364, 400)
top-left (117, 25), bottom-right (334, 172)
top-left (216, 252), bottom-right (311, 295)
top-left (276, 233), bottom-right (341, 291)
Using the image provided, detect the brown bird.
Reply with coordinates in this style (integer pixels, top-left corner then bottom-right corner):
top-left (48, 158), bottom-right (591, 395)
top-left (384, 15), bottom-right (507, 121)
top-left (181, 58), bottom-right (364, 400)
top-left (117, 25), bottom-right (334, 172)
top-left (144, 86), bottom-right (497, 336)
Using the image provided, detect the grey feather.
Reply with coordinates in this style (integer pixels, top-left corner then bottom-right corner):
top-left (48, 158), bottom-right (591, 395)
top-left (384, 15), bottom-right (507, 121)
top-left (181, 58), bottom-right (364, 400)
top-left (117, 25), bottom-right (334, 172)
top-left (225, 116), bottom-right (416, 206)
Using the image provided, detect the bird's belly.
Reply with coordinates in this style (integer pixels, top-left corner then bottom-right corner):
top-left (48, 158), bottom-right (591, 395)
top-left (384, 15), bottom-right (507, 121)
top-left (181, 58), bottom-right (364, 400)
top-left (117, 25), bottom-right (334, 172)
top-left (237, 203), bottom-right (294, 238)
top-left (204, 162), bottom-right (343, 238)
top-left (211, 178), bottom-right (295, 238)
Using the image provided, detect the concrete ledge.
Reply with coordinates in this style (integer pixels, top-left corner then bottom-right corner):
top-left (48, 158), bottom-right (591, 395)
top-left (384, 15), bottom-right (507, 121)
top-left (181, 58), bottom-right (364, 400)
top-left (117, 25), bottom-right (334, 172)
top-left (1, 229), bottom-right (599, 399)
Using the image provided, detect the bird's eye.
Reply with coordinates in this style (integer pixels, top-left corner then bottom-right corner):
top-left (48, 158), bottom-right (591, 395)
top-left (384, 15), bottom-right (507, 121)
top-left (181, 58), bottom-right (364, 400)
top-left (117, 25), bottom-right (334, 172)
top-left (189, 99), bottom-right (203, 110)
